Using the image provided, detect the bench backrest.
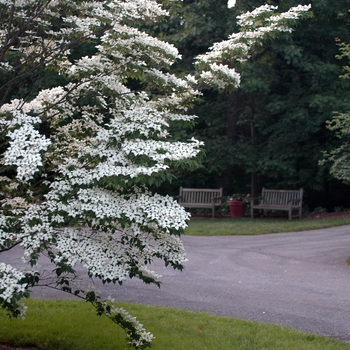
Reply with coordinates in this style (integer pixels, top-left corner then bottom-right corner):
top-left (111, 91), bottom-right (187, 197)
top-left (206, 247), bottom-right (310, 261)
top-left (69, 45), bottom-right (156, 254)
top-left (179, 187), bottom-right (223, 204)
top-left (261, 188), bottom-right (303, 206)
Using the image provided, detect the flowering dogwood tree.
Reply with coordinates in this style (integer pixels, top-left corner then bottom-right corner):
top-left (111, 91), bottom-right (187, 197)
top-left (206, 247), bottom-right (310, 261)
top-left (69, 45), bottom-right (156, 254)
top-left (195, 3), bottom-right (313, 92)
top-left (0, 0), bottom-right (202, 348)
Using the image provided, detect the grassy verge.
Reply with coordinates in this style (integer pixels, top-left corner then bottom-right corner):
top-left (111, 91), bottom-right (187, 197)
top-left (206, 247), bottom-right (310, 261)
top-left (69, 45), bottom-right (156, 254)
top-left (185, 217), bottom-right (350, 236)
top-left (0, 299), bottom-right (349, 350)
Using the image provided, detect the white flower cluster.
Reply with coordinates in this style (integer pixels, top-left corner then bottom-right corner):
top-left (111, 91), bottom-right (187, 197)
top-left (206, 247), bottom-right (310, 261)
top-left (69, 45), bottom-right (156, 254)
top-left (4, 118), bottom-right (51, 182)
top-left (236, 4), bottom-right (278, 28)
top-left (200, 63), bottom-right (241, 90)
top-left (0, 108), bottom-right (41, 125)
top-left (99, 24), bottom-right (180, 67)
top-left (146, 69), bottom-right (194, 90)
top-left (135, 192), bottom-right (190, 230)
top-left (0, 62), bottom-right (13, 72)
top-left (53, 229), bottom-right (129, 282)
top-left (0, 263), bottom-right (27, 303)
top-left (122, 138), bottom-right (202, 163)
top-left (103, 301), bottom-right (155, 347)
top-left (196, 4), bottom-right (312, 90)
top-left (23, 87), bottom-right (67, 116)
top-left (1, 197), bottom-right (29, 210)
top-left (107, 0), bottom-right (167, 21)
top-left (0, 214), bottom-right (18, 250)
top-left (227, 0), bottom-right (236, 9)
top-left (117, 307), bottom-right (155, 348)
top-left (41, 186), bottom-right (189, 281)
top-left (0, 0), bottom-right (13, 5)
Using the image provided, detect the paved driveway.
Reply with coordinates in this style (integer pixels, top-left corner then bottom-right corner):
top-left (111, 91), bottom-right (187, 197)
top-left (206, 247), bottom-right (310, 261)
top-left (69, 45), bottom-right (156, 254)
top-left (2, 225), bottom-right (350, 341)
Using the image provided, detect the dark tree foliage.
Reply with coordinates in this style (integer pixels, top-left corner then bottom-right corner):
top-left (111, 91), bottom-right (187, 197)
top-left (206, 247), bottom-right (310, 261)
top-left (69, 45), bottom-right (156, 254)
top-left (158, 0), bottom-right (350, 211)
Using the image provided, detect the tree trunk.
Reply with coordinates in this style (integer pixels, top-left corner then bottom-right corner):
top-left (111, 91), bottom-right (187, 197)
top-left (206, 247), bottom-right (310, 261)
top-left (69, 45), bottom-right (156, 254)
top-left (221, 91), bottom-right (239, 194)
top-left (250, 119), bottom-right (258, 198)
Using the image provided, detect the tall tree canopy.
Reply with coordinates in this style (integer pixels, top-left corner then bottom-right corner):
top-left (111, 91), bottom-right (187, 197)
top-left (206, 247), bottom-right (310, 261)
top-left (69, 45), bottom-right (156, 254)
top-left (162, 0), bottom-right (350, 210)
top-left (195, 2), bottom-right (313, 195)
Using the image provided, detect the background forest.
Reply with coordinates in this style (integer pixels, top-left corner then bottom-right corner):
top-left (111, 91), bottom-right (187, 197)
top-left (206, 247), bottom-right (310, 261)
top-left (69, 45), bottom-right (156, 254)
top-left (154, 0), bottom-right (350, 212)
top-left (2, 0), bottom-right (350, 212)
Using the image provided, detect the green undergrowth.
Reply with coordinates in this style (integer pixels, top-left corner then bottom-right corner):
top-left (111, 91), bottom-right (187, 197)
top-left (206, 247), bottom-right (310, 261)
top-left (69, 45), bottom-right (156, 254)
top-left (0, 299), bottom-right (349, 350)
top-left (185, 217), bottom-right (350, 236)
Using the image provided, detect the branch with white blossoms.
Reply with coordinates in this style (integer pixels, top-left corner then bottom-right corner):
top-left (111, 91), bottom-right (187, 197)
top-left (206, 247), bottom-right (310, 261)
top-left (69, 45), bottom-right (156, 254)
top-left (0, 263), bottom-right (28, 319)
top-left (86, 294), bottom-right (155, 349)
top-left (196, 4), bottom-right (312, 91)
top-left (200, 63), bottom-right (241, 91)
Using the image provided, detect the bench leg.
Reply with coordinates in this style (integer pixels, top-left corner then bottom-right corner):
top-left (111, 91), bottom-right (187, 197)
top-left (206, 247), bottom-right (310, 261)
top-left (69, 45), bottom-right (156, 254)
top-left (212, 205), bottom-right (215, 218)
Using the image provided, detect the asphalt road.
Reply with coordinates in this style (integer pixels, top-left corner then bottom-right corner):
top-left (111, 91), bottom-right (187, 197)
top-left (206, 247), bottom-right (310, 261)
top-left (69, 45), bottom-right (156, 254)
top-left (2, 225), bottom-right (350, 341)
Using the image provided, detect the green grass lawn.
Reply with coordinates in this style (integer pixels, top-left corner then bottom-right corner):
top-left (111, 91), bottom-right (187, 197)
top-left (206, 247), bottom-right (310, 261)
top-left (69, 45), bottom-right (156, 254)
top-left (185, 217), bottom-right (350, 236)
top-left (1, 299), bottom-right (349, 350)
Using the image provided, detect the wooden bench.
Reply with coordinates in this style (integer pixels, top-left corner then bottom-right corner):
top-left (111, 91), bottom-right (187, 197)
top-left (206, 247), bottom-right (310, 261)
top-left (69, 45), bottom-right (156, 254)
top-left (175, 187), bottom-right (223, 218)
top-left (251, 188), bottom-right (303, 220)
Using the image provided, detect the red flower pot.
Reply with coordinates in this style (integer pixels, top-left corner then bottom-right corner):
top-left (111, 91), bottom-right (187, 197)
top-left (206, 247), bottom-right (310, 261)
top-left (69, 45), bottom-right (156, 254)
top-left (227, 200), bottom-right (246, 218)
